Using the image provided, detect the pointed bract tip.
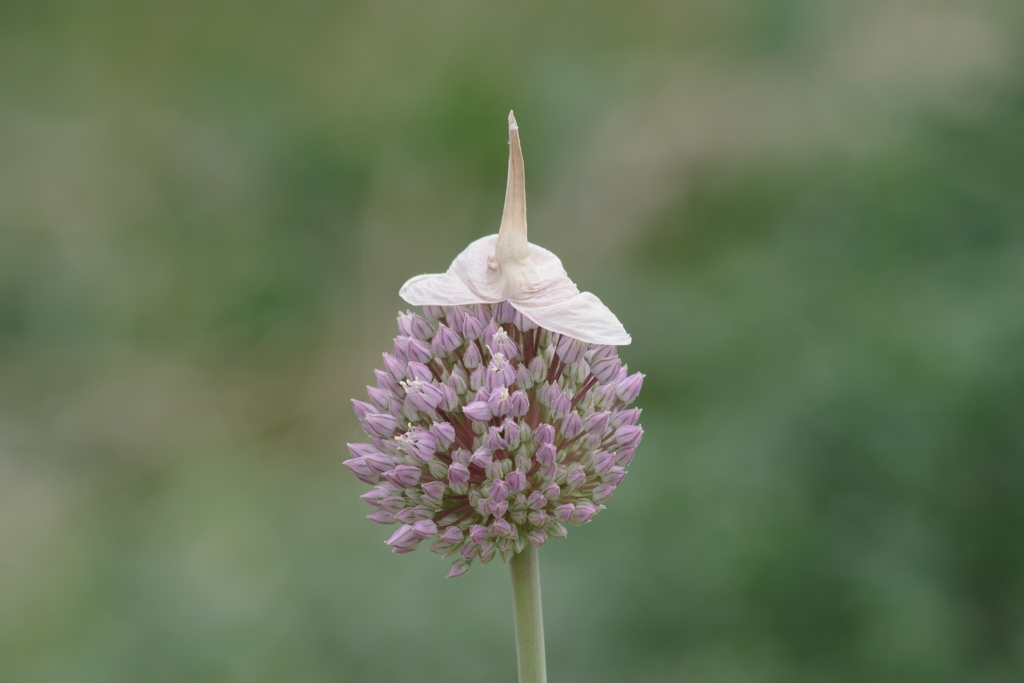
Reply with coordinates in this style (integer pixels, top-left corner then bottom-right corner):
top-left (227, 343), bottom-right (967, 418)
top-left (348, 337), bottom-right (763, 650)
top-left (508, 110), bottom-right (518, 130)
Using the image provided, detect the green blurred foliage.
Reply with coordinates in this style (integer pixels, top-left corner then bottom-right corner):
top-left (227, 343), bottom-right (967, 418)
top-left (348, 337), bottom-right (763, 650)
top-left (1, 1), bottom-right (1023, 682)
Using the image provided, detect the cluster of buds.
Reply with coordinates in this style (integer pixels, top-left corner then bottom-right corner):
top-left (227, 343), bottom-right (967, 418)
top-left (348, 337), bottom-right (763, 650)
top-left (345, 302), bottom-right (643, 577)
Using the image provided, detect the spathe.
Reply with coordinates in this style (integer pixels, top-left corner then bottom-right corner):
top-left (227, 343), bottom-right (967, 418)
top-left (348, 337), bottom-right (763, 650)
top-left (399, 112), bottom-right (631, 346)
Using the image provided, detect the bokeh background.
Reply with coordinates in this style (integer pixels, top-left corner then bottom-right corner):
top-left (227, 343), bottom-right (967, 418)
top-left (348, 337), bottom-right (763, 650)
top-left (2, 1), bottom-right (1023, 681)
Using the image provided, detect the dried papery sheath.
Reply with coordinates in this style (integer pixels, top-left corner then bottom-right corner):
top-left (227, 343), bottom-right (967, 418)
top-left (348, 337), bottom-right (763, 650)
top-left (400, 112), bottom-right (631, 346)
top-left (346, 113), bottom-right (643, 579)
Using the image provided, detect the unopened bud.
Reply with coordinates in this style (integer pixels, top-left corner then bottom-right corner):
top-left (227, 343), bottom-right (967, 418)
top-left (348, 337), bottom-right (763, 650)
top-left (506, 470), bottom-right (527, 493)
top-left (367, 509), bottom-right (395, 524)
top-left (614, 425), bottom-right (643, 450)
top-left (432, 324), bottom-right (461, 357)
top-left (562, 412), bottom-right (583, 439)
top-left (446, 558), bottom-right (471, 578)
top-left (463, 401), bottom-right (492, 422)
top-left (615, 372), bottom-right (644, 404)
top-left (534, 423), bottom-right (555, 445)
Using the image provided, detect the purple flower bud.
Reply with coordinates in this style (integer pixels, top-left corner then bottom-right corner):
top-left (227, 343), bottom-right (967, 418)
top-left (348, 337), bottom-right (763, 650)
top-left (362, 412), bottom-right (399, 438)
top-left (489, 499), bottom-right (509, 518)
top-left (611, 407), bottom-right (641, 428)
top-left (463, 401), bottom-right (492, 422)
top-left (470, 448), bottom-right (492, 469)
top-left (447, 558), bottom-right (471, 578)
top-left (462, 314), bottom-right (485, 340)
top-left (382, 352), bottom-right (407, 380)
top-left (615, 447), bottom-right (636, 467)
top-left (556, 335), bottom-right (587, 364)
top-left (534, 423), bottom-right (555, 445)
top-left (421, 481), bottom-right (446, 505)
top-left (548, 522), bottom-right (568, 538)
top-left (440, 526), bottom-right (464, 544)
top-left (566, 467), bottom-right (587, 490)
top-left (535, 443), bottom-right (557, 467)
top-left (528, 530), bottom-right (547, 547)
top-left (526, 491), bottom-right (547, 509)
top-left (584, 411), bottom-right (611, 434)
top-left (507, 470), bottom-right (527, 493)
top-left (549, 392), bottom-right (571, 420)
top-left (474, 386), bottom-right (489, 403)
top-left (447, 462), bottom-right (470, 493)
top-left (366, 386), bottom-right (391, 410)
top-left (429, 422), bottom-right (456, 449)
top-left (385, 525), bottom-right (421, 554)
top-left (432, 324), bottom-right (461, 357)
top-left (343, 457), bottom-right (380, 485)
top-left (384, 464), bottom-right (422, 488)
top-left (412, 519), bottom-right (438, 539)
top-left (505, 391), bottom-right (527, 418)
top-left (469, 524), bottom-right (489, 543)
top-left (614, 425), bottom-right (644, 450)
top-left (398, 311), bottom-right (434, 341)
top-left (406, 338), bottom-right (433, 364)
top-left (438, 383), bottom-right (459, 412)
top-left (603, 466), bottom-right (627, 486)
top-left (478, 540), bottom-right (497, 564)
top-left (360, 488), bottom-right (391, 507)
top-left (379, 496), bottom-right (406, 514)
top-left (554, 504), bottom-right (575, 523)
top-left (451, 449), bottom-right (471, 466)
top-left (393, 336), bottom-right (411, 362)
top-left (590, 355), bottom-right (621, 383)
top-left (351, 399), bottom-right (376, 420)
top-left (443, 307), bottom-right (465, 333)
top-left (463, 343), bottom-right (483, 371)
top-left (490, 518), bottom-right (513, 537)
top-left (593, 451), bottom-right (616, 475)
top-left (375, 368), bottom-right (402, 395)
top-left (541, 482), bottom-right (560, 499)
top-left (615, 372), bottom-right (644, 404)
top-left (422, 305), bottom-right (446, 321)
top-left (494, 301), bottom-right (515, 324)
top-left (528, 510), bottom-right (549, 527)
top-left (592, 484), bottom-right (617, 503)
top-left (491, 479), bottom-right (511, 501)
top-left (367, 509), bottom-right (395, 524)
top-left (571, 502), bottom-right (598, 524)
top-left (562, 411), bottom-right (583, 439)
top-left (347, 442), bottom-right (379, 459)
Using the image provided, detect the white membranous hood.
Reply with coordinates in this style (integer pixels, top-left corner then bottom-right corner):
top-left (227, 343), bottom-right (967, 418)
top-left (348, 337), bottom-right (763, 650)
top-left (399, 112), bottom-right (631, 346)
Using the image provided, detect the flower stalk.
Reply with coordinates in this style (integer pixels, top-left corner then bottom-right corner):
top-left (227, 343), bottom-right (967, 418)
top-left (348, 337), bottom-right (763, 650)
top-left (510, 544), bottom-right (547, 683)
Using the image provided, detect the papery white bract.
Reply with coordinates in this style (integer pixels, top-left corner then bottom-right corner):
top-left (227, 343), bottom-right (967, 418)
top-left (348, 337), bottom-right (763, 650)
top-left (399, 112), bottom-right (631, 346)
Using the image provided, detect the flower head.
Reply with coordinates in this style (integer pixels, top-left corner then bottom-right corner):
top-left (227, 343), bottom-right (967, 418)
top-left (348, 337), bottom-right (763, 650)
top-left (346, 114), bottom-right (643, 576)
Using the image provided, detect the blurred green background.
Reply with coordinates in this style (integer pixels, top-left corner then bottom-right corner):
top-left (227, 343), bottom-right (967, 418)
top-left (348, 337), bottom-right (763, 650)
top-left (2, 1), bottom-right (1023, 681)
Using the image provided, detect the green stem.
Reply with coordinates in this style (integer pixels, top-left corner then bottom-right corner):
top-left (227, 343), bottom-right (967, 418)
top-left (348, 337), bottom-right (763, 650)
top-left (509, 545), bottom-right (548, 683)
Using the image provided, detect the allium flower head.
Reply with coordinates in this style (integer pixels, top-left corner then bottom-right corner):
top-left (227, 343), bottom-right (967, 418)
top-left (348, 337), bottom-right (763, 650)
top-left (345, 113), bottom-right (643, 577)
